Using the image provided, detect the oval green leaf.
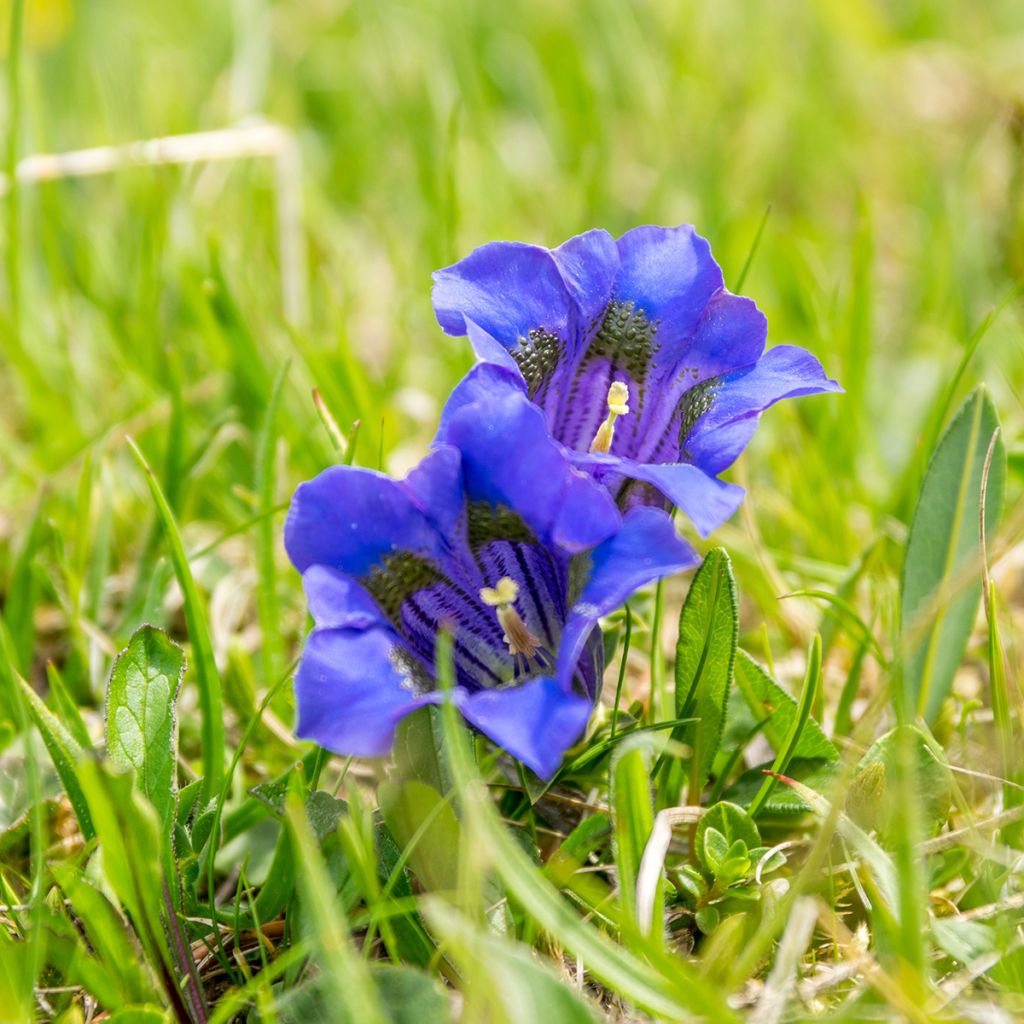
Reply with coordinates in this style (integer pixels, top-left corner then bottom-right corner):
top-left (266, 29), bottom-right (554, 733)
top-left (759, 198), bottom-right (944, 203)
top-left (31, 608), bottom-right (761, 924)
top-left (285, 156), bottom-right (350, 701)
top-left (106, 625), bottom-right (185, 831)
top-left (900, 386), bottom-right (1005, 722)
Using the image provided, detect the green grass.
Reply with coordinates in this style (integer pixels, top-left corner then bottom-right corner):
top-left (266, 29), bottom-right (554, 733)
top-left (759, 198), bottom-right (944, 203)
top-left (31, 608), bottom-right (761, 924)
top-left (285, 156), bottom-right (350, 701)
top-left (2, 1), bottom-right (1024, 1021)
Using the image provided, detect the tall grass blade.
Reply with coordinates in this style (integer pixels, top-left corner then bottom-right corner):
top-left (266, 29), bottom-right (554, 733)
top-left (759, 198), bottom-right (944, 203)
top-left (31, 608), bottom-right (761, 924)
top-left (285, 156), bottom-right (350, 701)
top-left (128, 437), bottom-right (225, 798)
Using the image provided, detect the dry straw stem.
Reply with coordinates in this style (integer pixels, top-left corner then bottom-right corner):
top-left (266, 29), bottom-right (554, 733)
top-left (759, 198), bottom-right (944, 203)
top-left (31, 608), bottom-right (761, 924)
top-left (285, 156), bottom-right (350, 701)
top-left (634, 805), bottom-right (703, 934)
top-left (0, 120), bottom-right (308, 325)
top-left (749, 895), bottom-right (818, 1024)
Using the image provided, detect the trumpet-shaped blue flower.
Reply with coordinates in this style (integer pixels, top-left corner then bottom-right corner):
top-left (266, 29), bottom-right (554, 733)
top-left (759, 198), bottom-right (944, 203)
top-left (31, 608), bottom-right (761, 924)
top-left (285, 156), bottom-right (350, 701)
top-left (433, 225), bottom-right (841, 536)
top-left (285, 369), bottom-right (696, 778)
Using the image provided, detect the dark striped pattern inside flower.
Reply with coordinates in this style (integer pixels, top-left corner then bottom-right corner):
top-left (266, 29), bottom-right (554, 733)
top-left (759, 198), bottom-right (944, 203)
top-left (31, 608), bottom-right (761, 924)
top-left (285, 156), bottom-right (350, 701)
top-left (550, 300), bottom-right (659, 453)
top-left (360, 506), bottom-right (579, 693)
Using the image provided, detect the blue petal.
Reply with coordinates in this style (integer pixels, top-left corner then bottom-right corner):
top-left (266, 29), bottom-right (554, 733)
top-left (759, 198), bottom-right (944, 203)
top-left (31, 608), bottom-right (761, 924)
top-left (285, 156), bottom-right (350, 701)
top-left (557, 506), bottom-right (697, 685)
top-left (613, 225), bottom-right (724, 344)
top-left (435, 362), bottom-right (528, 443)
top-left (294, 626), bottom-right (433, 757)
top-left (285, 465), bottom-right (443, 576)
top-left (570, 452), bottom-right (745, 538)
top-left (443, 382), bottom-right (621, 554)
top-left (461, 676), bottom-right (593, 778)
top-left (465, 319), bottom-right (522, 374)
top-left (685, 344), bottom-right (843, 475)
top-left (403, 445), bottom-right (465, 539)
top-left (303, 566), bottom-right (388, 630)
top-left (432, 241), bottom-right (575, 347)
top-left (661, 291), bottom-right (767, 385)
top-left (549, 229), bottom-right (619, 328)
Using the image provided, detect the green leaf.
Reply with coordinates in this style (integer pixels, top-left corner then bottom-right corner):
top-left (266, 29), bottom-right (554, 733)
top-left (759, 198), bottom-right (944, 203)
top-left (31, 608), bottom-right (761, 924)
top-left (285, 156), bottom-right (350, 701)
top-left (424, 901), bottom-right (597, 1024)
top-left (373, 965), bottom-right (452, 1024)
top-left (285, 792), bottom-right (390, 1024)
top-left (673, 548), bottom-right (738, 798)
top-left (128, 438), bottom-right (225, 799)
top-left (695, 906), bottom-right (720, 935)
top-left (748, 634), bottom-right (823, 817)
top-left (255, 360), bottom-right (289, 686)
top-left (76, 760), bottom-right (189, 1017)
top-left (768, 771), bottom-right (899, 910)
top-left (378, 780), bottom-right (461, 893)
top-left (44, 661), bottom-right (91, 750)
top-left (722, 758), bottom-right (838, 816)
top-left (851, 725), bottom-right (952, 839)
top-left (105, 1007), bottom-right (173, 1023)
top-left (51, 863), bottom-right (161, 1007)
top-left (701, 827), bottom-right (729, 874)
top-left (695, 802), bottom-right (760, 877)
top-left (106, 626), bottom-right (185, 831)
top-left (900, 386), bottom-right (1005, 722)
top-left (16, 675), bottom-right (94, 841)
top-left (732, 650), bottom-right (836, 762)
top-left (305, 789), bottom-right (346, 843)
top-left (0, 931), bottom-right (33, 1023)
top-left (393, 706), bottom-right (451, 795)
top-left (544, 812), bottom-right (611, 887)
top-left (437, 655), bottom-right (741, 1022)
top-left (610, 734), bottom-right (658, 930)
top-left (276, 966), bottom-right (452, 1024)
top-left (5, 499), bottom-right (46, 676)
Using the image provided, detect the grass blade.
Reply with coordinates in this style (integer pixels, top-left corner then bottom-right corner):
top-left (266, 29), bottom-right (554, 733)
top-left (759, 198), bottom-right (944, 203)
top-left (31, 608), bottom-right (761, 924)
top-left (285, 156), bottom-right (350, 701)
top-left (128, 436), bottom-right (225, 799)
top-left (284, 792), bottom-right (389, 1024)
top-left (435, 636), bottom-right (741, 1022)
top-left (749, 634), bottom-right (822, 818)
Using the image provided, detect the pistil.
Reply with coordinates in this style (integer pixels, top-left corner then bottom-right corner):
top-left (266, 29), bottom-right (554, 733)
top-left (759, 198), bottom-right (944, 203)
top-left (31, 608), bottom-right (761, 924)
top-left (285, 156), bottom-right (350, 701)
top-left (589, 380), bottom-right (630, 454)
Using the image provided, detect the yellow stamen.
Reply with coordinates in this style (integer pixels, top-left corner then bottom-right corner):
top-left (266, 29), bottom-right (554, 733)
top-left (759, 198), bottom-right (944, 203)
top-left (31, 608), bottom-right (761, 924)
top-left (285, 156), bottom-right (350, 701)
top-left (479, 576), bottom-right (541, 659)
top-left (590, 380), bottom-right (630, 454)
top-left (480, 576), bottom-right (519, 607)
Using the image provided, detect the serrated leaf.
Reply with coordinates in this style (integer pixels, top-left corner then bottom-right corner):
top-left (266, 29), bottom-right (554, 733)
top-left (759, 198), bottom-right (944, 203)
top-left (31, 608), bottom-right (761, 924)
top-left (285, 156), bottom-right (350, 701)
top-left (732, 651), bottom-right (836, 761)
top-left (722, 758), bottom-right (839, 815)
top-left (306, 790), bottom-right (345, 843)
top-left (674, 549), bottom-right (738, 795)
top-left (106, 626), bottom-right (185, 830)
top-left (901, 386), bottom-right (1005, 722)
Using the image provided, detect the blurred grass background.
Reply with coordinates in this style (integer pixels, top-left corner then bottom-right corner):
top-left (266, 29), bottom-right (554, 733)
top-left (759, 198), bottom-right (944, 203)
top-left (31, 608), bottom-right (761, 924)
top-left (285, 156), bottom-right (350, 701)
top-left (1, 3), bottom-right (1024, 1020)
top-left (1, 0), bottom-right (1023, 777)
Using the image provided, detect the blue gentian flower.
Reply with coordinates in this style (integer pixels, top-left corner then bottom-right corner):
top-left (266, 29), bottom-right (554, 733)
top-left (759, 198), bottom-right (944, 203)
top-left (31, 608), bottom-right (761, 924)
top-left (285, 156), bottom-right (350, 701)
top-left (432, 225), bottom-right (841, 537)
top-left (285, 368), bottom-right (697, 778)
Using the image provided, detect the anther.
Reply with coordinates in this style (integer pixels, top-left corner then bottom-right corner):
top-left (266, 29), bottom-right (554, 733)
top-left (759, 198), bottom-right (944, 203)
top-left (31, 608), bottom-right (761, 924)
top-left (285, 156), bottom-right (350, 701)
top-left (590, 380), bottom-right (630, 454)
top-left (479, 576), bottom-right (541, 659)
